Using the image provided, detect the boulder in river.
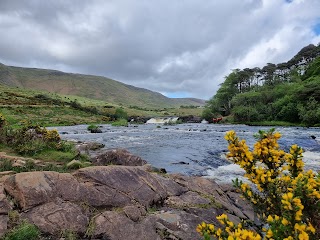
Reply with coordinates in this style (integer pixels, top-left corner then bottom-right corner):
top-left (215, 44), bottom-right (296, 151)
top-left (91, 148), bottom-right (148, 166)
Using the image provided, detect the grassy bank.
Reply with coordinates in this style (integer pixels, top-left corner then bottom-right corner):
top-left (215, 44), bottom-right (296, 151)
top-left (0, 84), bottom-right (202, 127)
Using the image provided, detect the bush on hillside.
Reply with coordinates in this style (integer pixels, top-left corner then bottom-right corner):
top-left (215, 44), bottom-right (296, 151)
top-left (115, 108), bottom-right (128, 120)
top-left (0, 117), bottom-right (73, 156)
top-left (0, 113), bottom-right (5, 128)
top-left (197, 129), bottom-right (319, 240)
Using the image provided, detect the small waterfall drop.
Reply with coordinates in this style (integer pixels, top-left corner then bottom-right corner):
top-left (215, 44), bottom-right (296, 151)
top-left (146, 117), bottom-right (179, 124)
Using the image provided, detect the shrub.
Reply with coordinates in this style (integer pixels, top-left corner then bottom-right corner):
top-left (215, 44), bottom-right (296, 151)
top-left (0, 113), bottom-right (76, 158)
top-left (4, 221), bottom-right (40, 240)
top-left (87, 124), bottom-right (102, 133)
top-left (12, 125), bottom-right (61, 155)
top-left (197, 129), bottom-right (319, 240)
top-left (0, 112), bottom-right (5, 128)
top-left (111, 118), bottom-right (128, 127)
top-left (115, 108), bottom-right (128, 120)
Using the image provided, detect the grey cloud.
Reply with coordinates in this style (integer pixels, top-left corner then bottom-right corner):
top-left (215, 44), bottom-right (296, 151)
top-left (0, 0), bottom-right (319, 99)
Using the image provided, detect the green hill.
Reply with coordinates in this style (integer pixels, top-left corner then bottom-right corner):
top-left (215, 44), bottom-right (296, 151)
top-left (0, 63), bottom-right (205, 109)
top-left (203, 43), bottom-right (320, 126)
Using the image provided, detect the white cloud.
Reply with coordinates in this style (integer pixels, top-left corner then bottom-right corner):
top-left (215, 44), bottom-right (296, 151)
top-left (0, 0), bottom-right (319, 99)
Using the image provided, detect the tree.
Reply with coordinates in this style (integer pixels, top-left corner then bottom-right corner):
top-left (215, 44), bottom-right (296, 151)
top-left (115, 108), bottom-right (128, 120)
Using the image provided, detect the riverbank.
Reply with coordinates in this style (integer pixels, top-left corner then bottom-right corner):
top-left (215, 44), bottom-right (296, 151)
top-left (0, 143), bottom-right (254, 239)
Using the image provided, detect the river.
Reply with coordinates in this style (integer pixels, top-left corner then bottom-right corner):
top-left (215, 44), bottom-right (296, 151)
top-left (51, 123), bottom-right (320, 183)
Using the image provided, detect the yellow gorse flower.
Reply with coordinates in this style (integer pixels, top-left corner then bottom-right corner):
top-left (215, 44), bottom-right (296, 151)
top-left (198, 129), bottom-right (320, 240)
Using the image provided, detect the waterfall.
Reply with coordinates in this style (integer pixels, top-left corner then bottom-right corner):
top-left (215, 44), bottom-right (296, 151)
top-left (146, 117), bottom-right (179, 124)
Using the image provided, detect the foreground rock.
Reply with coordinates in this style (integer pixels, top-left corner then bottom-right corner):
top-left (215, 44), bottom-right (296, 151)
top-left (1, 165), bottom-right (253, 239)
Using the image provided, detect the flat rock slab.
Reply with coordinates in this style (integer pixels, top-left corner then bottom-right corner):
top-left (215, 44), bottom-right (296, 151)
top-left (93, 211), bottom-right (162, 240)
top-left (3, 166), bottom-right (186, 210)
top-left (22, 199), bottom-right (89, 235)
top-left (1, 164), bottom-right (252, 239)
top-left (74, 166), bottom-right (185, 207)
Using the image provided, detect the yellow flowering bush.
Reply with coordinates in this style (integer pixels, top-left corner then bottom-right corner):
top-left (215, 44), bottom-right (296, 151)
top-left (197, 129), bottom-right (320, 240)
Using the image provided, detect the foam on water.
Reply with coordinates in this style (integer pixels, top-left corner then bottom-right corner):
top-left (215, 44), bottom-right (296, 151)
top-left (206, 150), bottom-right (320, 184)
top-left (302, 151), bottom-right (320, 171)
top-left (206, 164), bottom-right (246, 183)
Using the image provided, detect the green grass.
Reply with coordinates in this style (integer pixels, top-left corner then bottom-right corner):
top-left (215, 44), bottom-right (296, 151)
top-left (0, 63), bottom-right (205, 109)
top-left (0, 158), bottom-right (69, 173)
top-left (33, 149), bottom-right (76, 162)
top-left (245, 121), bottom-right (302, 127)
top-left (3, 221), bottom-right (40, 240)
top-left (0, 84), bottom-right (203, 127)
top-left (111, 118), bottom-right (128, 127)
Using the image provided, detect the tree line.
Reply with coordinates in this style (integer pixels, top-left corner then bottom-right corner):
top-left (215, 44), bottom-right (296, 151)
top-left (203, 43), bottom-right (320, 126)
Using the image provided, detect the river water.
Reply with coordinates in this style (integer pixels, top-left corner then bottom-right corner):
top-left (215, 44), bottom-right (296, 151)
top-left (51, 124), bottom-right (320, 183)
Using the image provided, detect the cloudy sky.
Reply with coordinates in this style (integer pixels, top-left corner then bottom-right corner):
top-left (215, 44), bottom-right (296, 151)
top-left (0, 0), bottom-right (320, 99)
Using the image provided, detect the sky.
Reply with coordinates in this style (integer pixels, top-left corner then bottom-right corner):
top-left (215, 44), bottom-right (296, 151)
top-left (0, 0), bottom-right (320, 100)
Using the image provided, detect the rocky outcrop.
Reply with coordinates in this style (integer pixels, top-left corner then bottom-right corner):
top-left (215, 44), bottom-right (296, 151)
top-left (75, 142), bottom-right (105, 155)
top-left (0, 165), bottom-right (253, 239)
top-left (91, 148), bottom-right (148, 166)
top-left (178, 115), bottom-right (202, 123)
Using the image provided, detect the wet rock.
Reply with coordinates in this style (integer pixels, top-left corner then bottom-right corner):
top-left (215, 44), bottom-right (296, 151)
top-left (172, 161), bottom-right (189, 165)
top-left (91, 148), bottom-right (148, 166)
top-left (178, 115), bottom-right (202, 123)
top-left (142, 164), bottom-right (167, 174)
top-left (89, 128), bottom-right (102, 133)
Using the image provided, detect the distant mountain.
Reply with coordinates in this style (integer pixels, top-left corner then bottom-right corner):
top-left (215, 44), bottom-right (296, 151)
top-left (0, 63), bottom-right (205, 108)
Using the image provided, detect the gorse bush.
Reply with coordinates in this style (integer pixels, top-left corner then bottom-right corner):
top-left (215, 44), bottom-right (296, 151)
top-left (197, 129), bottom-right (319, 240)
top-left (0, 117), bottom-right (73, 156)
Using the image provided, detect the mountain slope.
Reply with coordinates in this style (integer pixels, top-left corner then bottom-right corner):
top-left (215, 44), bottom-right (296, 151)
top-left (0, 64), bottom-right (205, 108)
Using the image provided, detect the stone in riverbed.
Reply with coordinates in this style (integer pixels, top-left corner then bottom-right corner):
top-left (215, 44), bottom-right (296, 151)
top-left (91, 148), bottom-right (148, 166)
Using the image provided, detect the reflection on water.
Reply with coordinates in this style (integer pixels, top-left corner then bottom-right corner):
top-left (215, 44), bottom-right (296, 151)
top-left (51, 124), bottom-right (320, 183)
